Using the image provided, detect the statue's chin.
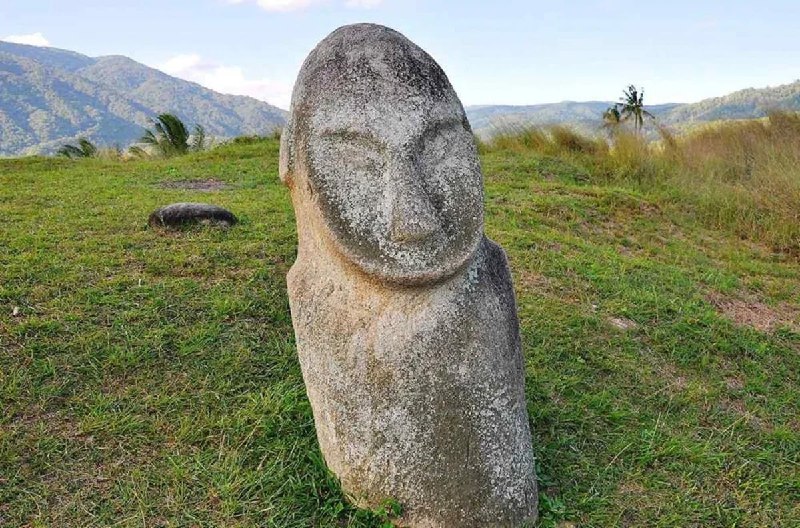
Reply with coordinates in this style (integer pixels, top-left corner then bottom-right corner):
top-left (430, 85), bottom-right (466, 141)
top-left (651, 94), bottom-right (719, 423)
top-left (327, 233), bottom-right (483, 288)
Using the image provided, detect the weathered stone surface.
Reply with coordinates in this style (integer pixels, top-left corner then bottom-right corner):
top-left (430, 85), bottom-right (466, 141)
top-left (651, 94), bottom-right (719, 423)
top-left (280, 23), bottom-right (537, 527)
top-left (148, 202), bottom-right (237, 229)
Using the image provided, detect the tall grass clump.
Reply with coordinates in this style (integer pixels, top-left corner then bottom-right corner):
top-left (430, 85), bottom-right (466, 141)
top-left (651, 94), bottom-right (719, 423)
top-left (550, 125), bottom-right (606, 155)
top-left (598, 130), bottom-right (672, 184)
top-left (489, 126), bottom-right (550, 153)
top-left (486, 125), bottom-right (606, 156)
top-left (672, 111), bottom-right (800, 252)
top-left (482, 112), bottom-right (800, 254)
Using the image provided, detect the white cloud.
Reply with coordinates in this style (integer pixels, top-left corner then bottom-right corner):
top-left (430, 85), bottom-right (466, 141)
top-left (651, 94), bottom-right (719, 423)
top-left (226, 0), bottom-right (382, 11)
top-left (3, 32), bottom-right (50, 46)
top-left (157, 53), bottom-right (293, 109)
top-left (226, 0), bottom-right (317, 11)
top-left (344, 0), bottom-right (382, 7)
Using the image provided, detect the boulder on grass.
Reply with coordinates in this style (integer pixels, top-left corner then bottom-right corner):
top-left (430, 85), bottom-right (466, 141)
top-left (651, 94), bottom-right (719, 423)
top-left (148, 202), bottom-right (237, 229)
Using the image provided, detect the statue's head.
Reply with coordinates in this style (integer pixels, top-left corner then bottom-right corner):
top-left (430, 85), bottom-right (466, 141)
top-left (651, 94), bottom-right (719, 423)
top-left (280, 23), bottom-right (484, 286)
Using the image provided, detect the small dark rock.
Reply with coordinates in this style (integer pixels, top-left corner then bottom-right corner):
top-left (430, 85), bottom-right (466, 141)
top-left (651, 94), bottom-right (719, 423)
top-left (148, 202), bottom-right (237, 229)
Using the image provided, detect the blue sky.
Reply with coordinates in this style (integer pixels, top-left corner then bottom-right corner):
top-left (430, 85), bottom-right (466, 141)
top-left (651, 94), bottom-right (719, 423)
top-left (2, 0), bottom-right (799, 109)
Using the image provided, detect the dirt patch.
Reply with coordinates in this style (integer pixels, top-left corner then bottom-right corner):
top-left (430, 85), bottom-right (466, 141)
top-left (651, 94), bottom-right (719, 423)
top-left (609, 316), bottom-right (638, 331)
top-left (517, 269), bottom-right (551, 290)
top-left (11, 407), bottom-right (85, 441)
top-left (725, 377), bottom-right (745, 391)
top-left (721, 398), bottom-right (768, 431)
top-left (618, 480), bottom-right (645, 495)
top-left (157, 179), bottom-right (232, 191)
top-left (671, 375), bottom-right (688, 391)
top-left (707, 291), bottom-right (799, 332)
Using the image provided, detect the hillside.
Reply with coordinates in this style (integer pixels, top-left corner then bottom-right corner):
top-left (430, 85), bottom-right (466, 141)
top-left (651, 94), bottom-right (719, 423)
top-left (467, 101), bottom-right (615, 132)
top-left (0, 41), bottom-right (287, 155)
top-left (3, 39), bottom-right (800, 152)
top-left (467, 80), bottom-right (800, 136)
top-left (1, 138), bottom-right (797, 526)
top-left (467, 102), bottom-right (680, 137)
top-left (664, 80), bottom-right (800, 123)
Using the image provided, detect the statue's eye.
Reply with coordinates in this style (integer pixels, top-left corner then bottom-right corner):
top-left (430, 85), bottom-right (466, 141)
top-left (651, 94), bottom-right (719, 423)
top-left (417, 122), bottom-right (477, 176)
top-left (416, 124), bottom-right (477, 213)
top-left (311, 136), bottom-right (387, 236)
top-left (418, 124), bottom-right (459, 164)
top-left (318, 135), bottom-right (386, 180)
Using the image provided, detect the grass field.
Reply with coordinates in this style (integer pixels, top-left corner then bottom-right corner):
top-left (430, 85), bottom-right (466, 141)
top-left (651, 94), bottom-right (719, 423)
top-left (1, 137), bottom-right (798, 527)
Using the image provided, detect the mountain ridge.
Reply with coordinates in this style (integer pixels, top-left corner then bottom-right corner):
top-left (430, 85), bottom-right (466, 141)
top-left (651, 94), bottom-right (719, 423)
top-left (0, 41), bottom-right (286, 155)
top-left (466, 81), bottom-right (800, 136)
top-left (3, 40), bottom-right (800, 154)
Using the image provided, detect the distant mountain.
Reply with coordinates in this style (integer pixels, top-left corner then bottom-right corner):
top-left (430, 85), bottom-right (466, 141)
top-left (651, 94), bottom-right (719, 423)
top-left (467, 101), bottom-right (611, 135)
top-left (4, 39), bottom-right (800, 155)
top-left (661, 80), bottom-right (800, 124)
top-left (467, 80), bottom-right (800, 136)
top-left (467, 102), bottom-right (681, 137)
top-left (0, 41), bottom-right (287, 156)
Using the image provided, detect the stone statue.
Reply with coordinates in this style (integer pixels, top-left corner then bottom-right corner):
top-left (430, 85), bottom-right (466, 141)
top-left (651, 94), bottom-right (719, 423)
top-left (279, 23), bottom-right (538, 527)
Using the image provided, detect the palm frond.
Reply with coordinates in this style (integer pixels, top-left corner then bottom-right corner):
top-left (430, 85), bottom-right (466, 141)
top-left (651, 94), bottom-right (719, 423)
top-left (139, 129), bottom-right (159, 146)
top-left (159, 114), bottom-right (190, 153)
top-left (138, 113), bottom-right (204, 157)
top-left (190, 124), bottom-right (206, 152)
top-left (601, 107), bottom-right (622, 132)
top-left (127, 145), bottom-right (150, 158)
top-left (58, 137), bottom-right (97, 159)
top-left (58, 144), bottom-right (83, 158)
top-left (77, 138), bottom-right (97, 157)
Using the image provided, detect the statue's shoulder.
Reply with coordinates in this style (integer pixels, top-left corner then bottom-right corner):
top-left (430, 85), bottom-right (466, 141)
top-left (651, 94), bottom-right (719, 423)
top-left (476, 236), bottom-right (518, 310)
top-left (480, 236), bottom-right (512, 280)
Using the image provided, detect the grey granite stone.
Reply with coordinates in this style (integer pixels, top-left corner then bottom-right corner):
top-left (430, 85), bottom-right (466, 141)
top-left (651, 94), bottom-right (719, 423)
top-left (280, 23), bottom-right (538, 527)
top-left (148, 202), bottom-right (237, 229)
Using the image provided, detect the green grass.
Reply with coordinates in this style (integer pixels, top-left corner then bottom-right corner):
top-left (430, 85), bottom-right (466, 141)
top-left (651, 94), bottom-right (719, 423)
top-left (1, 138), bottom-right (798, 527)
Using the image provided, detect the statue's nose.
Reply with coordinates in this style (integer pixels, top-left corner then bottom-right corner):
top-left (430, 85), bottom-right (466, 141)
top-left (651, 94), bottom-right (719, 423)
top-left (387, 170), bottom-right (440, 243)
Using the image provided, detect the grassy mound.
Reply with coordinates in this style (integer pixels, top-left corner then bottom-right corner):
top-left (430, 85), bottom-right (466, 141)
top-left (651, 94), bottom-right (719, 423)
top-left (1, 137), bottom-right (798, 526)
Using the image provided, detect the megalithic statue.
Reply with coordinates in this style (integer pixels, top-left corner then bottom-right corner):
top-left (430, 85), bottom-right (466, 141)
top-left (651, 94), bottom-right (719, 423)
top-left (279, 23), bottom-right (538, 528)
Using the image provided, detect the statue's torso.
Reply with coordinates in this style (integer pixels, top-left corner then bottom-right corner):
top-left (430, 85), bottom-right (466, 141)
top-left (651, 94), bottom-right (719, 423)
top-left (287, 238), bottom-right (537, 527)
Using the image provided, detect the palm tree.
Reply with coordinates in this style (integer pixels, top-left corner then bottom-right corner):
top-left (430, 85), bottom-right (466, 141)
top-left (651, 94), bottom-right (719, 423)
top-left (617, 85), bottom-right (654, 134)
top-left (138, 113), bottom-right (206, 157)
top-left (58, 138), bottom-right (97, 159)
top-left (601, 106), bottom-right (622, 136)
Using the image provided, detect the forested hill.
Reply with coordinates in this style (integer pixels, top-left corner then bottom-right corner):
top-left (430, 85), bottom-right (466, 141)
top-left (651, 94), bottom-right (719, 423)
top-left (466, 80), bottom-right (800, 136)
top-left (3, 38), bottom-right (799, 153)
top-left (0, 41), bottom-right (287, 155)
top-left (663, 80), bottom-right (800, 123)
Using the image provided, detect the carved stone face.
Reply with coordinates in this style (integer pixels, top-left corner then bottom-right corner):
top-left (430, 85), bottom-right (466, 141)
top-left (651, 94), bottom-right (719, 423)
top-left (283, 24), bottom-right (484, 285)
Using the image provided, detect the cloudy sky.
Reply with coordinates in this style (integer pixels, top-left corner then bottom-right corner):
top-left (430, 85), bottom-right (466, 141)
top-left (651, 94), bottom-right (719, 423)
top-left (2, 0), bottom-right (799, 109)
